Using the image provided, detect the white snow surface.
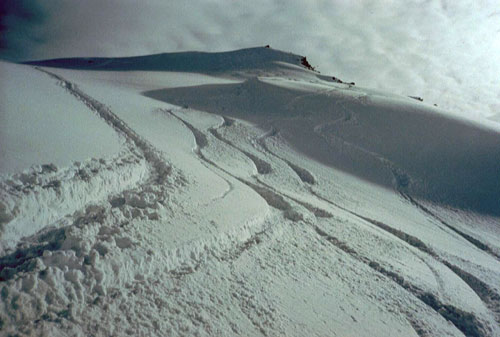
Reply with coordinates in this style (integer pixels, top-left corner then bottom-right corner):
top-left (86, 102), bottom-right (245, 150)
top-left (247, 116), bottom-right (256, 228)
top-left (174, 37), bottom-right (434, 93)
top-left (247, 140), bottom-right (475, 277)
top-left (1, 47), bottom-right (500, 337)
top-left (0, 61), bottom-right (122, 174)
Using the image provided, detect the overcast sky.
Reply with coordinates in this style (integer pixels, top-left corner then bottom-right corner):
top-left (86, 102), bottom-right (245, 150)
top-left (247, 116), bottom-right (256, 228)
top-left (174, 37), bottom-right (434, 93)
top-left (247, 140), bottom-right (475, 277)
top-left (1, 0), bottom-right (499, 119)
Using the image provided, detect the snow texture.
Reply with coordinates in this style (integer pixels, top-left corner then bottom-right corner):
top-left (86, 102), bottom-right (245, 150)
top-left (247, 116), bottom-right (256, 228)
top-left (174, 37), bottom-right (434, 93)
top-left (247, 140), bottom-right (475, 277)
top-left (1, 47), bottom-right (500, 337)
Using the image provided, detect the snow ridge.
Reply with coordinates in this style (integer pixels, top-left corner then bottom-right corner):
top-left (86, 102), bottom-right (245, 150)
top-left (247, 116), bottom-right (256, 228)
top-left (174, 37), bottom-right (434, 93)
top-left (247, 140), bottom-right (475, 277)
top-left (24, 47), bottom-right (309, 74)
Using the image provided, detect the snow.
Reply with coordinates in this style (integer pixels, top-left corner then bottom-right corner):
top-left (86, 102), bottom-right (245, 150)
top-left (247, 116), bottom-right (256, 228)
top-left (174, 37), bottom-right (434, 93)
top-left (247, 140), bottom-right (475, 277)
top-left (1, 47), bottom-right (500, 336)
top-left (0, 61), bottom-right (122, 174)
top-left (143, 74), bottom-right (500, 216)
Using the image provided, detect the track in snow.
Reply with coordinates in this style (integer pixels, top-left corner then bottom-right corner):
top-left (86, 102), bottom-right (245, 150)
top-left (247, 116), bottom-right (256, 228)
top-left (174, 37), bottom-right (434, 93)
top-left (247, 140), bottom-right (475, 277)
top-left (252, 126), bottom-right (500, 334)
top-left (400, 191), bottom-right (500, 261)
top-left (35, 67), bottom-right (172, 183)
top-left (160, 108), bottom-right (497, 336)
top-left (1, 67), bottom-right (178, 278)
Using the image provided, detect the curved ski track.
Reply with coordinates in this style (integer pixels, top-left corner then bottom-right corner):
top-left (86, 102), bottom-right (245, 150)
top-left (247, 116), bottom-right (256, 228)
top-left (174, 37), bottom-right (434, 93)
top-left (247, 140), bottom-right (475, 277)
top-left (253, 119), bottom-right (500, 336)
top-left (164, 105), bottom-right (500, 336)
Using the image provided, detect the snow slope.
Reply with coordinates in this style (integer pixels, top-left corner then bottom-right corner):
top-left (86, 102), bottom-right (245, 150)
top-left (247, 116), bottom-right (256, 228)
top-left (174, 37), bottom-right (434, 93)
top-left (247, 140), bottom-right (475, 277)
top-left (1, 47), bottom-right (500, 337)
top-left (0, 61), bottom-right (122, 174)
top-left (144, 75), bottom-right (500, 216)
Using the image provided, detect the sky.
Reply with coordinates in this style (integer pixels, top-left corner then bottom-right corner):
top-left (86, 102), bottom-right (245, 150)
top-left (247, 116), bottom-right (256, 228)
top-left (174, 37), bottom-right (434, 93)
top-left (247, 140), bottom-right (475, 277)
top-left (1, 0), bottom-right (499, 120)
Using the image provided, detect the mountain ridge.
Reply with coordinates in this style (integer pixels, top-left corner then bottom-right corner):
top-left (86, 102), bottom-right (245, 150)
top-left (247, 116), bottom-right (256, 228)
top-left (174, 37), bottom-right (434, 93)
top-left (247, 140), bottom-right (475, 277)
top-left (23, 46), bottom-right (312, 73)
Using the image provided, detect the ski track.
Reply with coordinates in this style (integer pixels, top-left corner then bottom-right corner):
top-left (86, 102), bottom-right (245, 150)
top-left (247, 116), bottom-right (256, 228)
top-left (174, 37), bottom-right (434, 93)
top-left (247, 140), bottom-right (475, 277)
top-left (158, 108), bottom-right (234, 202)
top-left (165, 107), bottom-right (499, 335)
top-left (209, 128), bottom-right (272, 175)
top-left (310, 187), bottom-right (500, 329)
top-left (311, 86), bottom-right (500, 264)
top-left (256, 128), bottom-right (316, 184)
top-left (161, 108), bottom-right (296, 219)
top-left (1, 67), bottom-right (176, 277)
top-left (313, 225), bottom-right (489, 337)
top-left (0, 149), bottom-right (148, 252)
top-left (35, 67), bottom-right (172, 184)
top-left (254, 126), bottom-right (500, 334)
top-left (400, 191), bottom-right (500, 261)
top-left (31, 71), bottom-right (275, 275)
top-left (0, 66), bottom-right (174, 254)
top-left (0, 70), bottom-right (275, 335)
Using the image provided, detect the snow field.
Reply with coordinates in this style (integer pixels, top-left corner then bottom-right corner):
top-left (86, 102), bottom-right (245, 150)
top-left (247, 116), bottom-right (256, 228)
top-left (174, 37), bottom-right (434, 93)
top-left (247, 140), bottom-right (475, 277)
top-left (1, 48), bottom-right (500, 336)
top-left (0, 61), bottom-right (122, 174)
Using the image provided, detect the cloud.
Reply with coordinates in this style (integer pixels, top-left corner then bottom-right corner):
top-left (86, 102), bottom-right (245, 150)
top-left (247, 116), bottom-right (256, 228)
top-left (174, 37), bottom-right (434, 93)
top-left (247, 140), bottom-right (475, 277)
top-left (1, 0), bottom-right (499, 119)
top-left (0, 0), bottom-right (47, 59)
